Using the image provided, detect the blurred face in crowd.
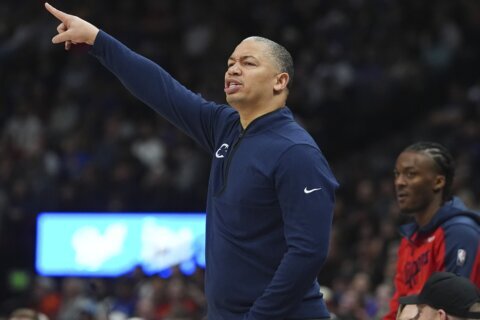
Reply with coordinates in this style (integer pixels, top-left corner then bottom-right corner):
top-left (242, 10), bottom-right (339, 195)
top-left (394, 151), bottom-right (445, 215)
top-left (224, 39), bottom-right (288, 112)
top-left (410, 304), bottom-right (449, 320)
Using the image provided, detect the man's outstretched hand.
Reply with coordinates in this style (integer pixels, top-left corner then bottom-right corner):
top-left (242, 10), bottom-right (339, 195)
top-left (45, 2), bottom-right (99, 50)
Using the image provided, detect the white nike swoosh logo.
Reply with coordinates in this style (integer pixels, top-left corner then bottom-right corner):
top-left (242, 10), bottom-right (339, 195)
top-left (304, 187), bottom-right (322, 194)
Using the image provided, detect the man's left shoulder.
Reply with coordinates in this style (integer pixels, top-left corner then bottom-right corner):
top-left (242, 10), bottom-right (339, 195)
top-left (273, 121), bottom-right (320, 149)
top-left (442, 212), bottom-right (480, 230)
top-left (438, 214), bottom-right (480, 244)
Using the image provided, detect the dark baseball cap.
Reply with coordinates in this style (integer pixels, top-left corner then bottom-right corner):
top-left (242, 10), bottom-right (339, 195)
top-left (399, 272), bottom-right (480, 319)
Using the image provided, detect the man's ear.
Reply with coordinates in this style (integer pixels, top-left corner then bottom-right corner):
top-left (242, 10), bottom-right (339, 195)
top-left (273, 73), bottom-right (289, 92)
top-left (437, 308), bottom-right (449, 320)
top-left (433, 175), bottom-right (446, 192)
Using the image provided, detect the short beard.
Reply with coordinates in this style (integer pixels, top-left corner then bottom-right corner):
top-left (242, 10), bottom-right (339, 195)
top-left (400, 208), bottom-right (417, 215)
top-left (399, 202), bottom-right (427, 215)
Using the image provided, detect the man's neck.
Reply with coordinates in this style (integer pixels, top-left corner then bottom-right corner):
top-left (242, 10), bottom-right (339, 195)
top-left (236, 101), bottom-right (285, 129)
top-left (414, 197), bottom-right (444, 227)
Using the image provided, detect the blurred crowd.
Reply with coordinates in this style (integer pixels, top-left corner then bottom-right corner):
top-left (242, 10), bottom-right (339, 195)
top-left (2, 266), bottom-right (207, 320)
top-left (1, 0), bottom-right (480, 319)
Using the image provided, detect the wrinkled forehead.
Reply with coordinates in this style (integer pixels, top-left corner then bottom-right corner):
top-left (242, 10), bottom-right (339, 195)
top-left (230, 39), bottom-right (273, 62)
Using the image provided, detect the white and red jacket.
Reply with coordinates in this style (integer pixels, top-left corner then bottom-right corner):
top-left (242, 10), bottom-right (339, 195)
top-left (383, 197), bottom-right (480, 320)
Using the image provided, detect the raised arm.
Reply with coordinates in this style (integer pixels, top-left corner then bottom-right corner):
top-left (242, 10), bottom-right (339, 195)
top-left (44, 3), bottom-right (234, 153)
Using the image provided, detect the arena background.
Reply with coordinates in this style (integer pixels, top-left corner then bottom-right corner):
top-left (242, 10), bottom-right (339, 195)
top-left (0, 0), bottom-right (479, 319)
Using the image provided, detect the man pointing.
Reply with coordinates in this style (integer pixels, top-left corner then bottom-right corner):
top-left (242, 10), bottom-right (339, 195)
top-left (45, 3), bottom-right (339, 319)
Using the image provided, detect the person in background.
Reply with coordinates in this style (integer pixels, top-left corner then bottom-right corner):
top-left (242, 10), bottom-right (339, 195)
top-left (8, 308), bottom-right (49, 320)
top-left (396, 272), bottom-right (480, 320)
top-left (396, 305), bottom-right (419, 320)
top-left (44, 2), bottom-right (339, 320)
top-left (384, 141), bottom-right (480, 319)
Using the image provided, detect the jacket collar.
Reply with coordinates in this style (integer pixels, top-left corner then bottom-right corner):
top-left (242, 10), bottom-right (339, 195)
top-left (239, 106), bottom-right (293, 135)
top-left (398, 197), bottom-right (479, 239)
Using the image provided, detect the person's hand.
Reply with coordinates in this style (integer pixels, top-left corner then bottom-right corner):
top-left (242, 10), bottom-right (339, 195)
top-left (44, 2), bottom-right (99, 50)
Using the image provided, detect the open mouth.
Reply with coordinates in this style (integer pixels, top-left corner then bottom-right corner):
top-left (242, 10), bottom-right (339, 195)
top-left (224, 79), bottom-right (242, 95)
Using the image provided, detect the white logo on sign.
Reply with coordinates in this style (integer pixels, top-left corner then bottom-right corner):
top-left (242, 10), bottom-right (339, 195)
top-left (141, 218), bottom-right (195, 271)
top-left (215, 143), bottom-right (229, 158)
top-left (304, 187), bottom-right (322, 194)
top-left (72, 223), bottom-right (128, 270)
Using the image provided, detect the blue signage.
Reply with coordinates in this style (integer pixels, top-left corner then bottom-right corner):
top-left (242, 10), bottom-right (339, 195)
top-left (36, 212), bottom-right (206, 277)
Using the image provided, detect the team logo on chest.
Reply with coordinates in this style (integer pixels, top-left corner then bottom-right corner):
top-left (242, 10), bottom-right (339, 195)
top-left (215, 143), bottom-right (229, 158)
top-left (404, 250), bottom-right (430, 289)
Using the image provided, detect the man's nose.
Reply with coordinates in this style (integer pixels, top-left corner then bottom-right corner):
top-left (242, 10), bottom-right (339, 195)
top-left (394, 175), bottom-right (406, 187)
top-left (228, 64), bottom-right (241, 75)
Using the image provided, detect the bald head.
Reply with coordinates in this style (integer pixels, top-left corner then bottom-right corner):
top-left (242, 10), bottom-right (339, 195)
top-left (242, 36), bottom-right (294, 88)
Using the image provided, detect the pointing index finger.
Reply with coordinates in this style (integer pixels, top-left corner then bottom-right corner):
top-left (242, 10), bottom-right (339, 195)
top-left (45, 3), bottom-right (69, 22)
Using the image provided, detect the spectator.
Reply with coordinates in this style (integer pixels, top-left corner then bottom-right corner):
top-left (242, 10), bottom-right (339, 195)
top-left (384, 142), bottom-right (480, 319)
top-left (397, 272), bottom-right (480, 320)
top-left (8, 308), bottom-right (49, 320)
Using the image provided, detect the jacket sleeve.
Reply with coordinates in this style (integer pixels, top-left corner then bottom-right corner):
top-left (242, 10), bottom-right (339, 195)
top-left (245, 144), bottom-right (338, 320)
top-left (89, 30), bottom-right (233, 153)
top-left (441, 218), bottom-right (480, 279)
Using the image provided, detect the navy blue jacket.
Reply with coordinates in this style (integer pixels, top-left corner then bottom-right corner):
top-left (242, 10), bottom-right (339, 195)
top-left (91, 31), bottom-right (339, 320)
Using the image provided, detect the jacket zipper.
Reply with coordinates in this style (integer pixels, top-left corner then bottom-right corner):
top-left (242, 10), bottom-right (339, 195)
top-left (216, 129), bottom-right (246, 196)
top-left (215, 109), bottom-right (281, 196)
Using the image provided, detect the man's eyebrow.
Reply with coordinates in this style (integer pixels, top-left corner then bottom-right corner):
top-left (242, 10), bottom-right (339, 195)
top-left (228, 55), bottom-right (259, 61)
top-left (397, 166), bottom-right (416, 171)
